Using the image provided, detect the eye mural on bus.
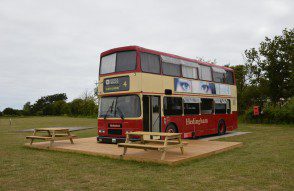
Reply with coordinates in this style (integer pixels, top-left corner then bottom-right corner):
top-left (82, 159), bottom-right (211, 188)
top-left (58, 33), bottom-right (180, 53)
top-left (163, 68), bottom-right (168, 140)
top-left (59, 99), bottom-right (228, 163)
top-left (174, 78), bottom-right (192, 92)
top-left (198, 81), bottom-right (216, 94)
top-left (174, 78), bottom-right (230, 95)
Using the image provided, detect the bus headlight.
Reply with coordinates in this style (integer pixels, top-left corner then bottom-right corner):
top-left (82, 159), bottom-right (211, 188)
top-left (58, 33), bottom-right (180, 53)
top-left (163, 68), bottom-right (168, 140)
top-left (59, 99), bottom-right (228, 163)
top-left (98, 129), bottom-right (105, 133)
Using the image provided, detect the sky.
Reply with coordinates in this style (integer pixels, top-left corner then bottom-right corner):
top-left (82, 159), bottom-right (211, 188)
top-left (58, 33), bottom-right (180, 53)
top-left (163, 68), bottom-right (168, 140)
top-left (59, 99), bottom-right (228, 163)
top-left (0, 0), bottom-right (293, 111)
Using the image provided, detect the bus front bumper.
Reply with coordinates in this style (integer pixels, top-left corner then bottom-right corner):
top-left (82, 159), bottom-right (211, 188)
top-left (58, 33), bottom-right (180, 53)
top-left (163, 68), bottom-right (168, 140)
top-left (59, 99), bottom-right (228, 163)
top-left (97, 136), bottom-right (140, 144)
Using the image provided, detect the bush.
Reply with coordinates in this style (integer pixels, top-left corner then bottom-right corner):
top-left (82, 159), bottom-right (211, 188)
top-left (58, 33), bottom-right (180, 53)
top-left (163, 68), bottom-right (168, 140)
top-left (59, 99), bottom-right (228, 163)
top-left (241, 97), bottom-right (294, 124)
top-left (2, 108), bottom-right (22, 116)
top-left (69, 98), bottom-right (98, 117)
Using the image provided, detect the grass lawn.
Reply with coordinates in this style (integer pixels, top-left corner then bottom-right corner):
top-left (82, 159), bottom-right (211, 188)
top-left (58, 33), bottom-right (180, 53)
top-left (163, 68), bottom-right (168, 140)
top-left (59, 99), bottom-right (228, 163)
top-left (0, 117), bottom-right (293, 191)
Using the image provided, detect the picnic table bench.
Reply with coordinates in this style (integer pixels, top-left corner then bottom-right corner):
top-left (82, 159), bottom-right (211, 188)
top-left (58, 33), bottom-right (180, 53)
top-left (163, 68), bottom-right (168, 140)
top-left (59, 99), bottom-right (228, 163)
top-left (118, 131), bottom-right (188, 160)
top-left (26, 128), bottom-right (76, 147)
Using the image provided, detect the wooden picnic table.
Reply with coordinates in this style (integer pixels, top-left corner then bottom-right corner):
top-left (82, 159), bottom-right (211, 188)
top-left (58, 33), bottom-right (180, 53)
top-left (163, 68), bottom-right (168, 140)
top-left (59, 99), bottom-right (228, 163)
top-left (26, 128), bottom-right (76, 147)
top-left (118, 131), bottom-right (187, 160)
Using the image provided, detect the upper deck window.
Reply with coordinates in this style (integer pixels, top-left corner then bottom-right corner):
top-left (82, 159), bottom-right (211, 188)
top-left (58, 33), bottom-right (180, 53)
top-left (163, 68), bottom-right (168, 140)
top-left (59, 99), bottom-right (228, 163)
top-left (162, 63), bottom-right (181, 76)
top-left (212, 67), bottom-right (226, 83)
top-left (225, 70), bottom-right (234, 85)
top-left (100, 53), bottom-right (116, 74)
top-left (182, 66), bottom-right (198, 79)
top-left (182, 60), bottom-right (199, 79)
top-left (200, 65), bottom-right (212, 81)
top-left (140, 52), bottom-right (160, 74)
top-left (100, 51), bottom-right (136, 74)
top-left (161, 56), bottom-right (181, 77)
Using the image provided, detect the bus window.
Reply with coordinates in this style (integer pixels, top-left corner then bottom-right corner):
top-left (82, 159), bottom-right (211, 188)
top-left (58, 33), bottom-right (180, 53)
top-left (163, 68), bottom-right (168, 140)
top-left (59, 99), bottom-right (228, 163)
top-left (227, 99), bottom-right (231, 114)
top-left (212, 67), bottom-right (226, 83)
top-left (182, 66), bottom-right (198, 79)
top-left (214, 98), bottom-right (227, 114)
top-left (200, 65), bottom-right (212, 81)
top-left (162, 62), bottom-right (181, 77)
top-left (140, 52), bottom-right (160, 74)
top-left (215, 104), bottom-right (226, 114)
top-left (100, 51), bottom-right (137, 74)
top-left (99, 95), bottom-right (141, 118)
top-left (183, 97), bottom-right (200, 115)
top-left (184, 103), bottom-right (200, 115)
top-left (225, 70), bottom-right (234, 85)
top-left (161, 55), bottom-right (181, 77)
top-left (100, 53), bottom-right (116, 74)
top-left (116, 51), bottom-right (137, 72)
top-left (201, 98), bottom-right (213, 114)
top-left (164, 97), bottom-right (182, 116)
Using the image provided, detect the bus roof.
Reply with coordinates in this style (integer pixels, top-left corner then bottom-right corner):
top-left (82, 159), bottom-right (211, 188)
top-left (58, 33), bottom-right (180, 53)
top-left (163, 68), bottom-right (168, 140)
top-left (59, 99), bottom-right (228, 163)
top-left (100, 45), bottom-right (234, 71)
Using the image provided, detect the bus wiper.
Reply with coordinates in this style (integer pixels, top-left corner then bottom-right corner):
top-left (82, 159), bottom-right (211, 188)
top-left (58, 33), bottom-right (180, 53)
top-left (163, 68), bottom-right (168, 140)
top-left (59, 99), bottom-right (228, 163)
top-left (116, 106), bottom-right (125, 120)
top-left (104, 100), bottom-right (115, 120)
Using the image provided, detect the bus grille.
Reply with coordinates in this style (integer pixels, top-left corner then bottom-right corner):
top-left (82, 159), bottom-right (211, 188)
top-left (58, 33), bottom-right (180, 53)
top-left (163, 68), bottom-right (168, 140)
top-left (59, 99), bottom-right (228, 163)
top-left (108, 129), bottom-right (122, 135)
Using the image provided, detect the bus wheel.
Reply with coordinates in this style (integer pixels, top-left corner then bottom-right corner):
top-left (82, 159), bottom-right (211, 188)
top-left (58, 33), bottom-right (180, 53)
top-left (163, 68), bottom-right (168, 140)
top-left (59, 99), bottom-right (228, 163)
top-left (165, 124), bottom-right (178, 133)
top-left (218, 120), bottom-right (226, 135)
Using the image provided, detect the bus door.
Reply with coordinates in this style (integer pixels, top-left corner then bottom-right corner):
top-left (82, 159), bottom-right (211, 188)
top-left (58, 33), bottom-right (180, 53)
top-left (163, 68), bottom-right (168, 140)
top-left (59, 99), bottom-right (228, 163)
top-left (143, 95), bottom-right (161, 133)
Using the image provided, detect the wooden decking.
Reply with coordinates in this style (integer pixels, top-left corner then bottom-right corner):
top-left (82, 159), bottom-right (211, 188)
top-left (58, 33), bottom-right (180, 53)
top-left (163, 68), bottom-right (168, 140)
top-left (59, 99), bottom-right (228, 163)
top-left (24, 137), bottom-right (242, 165)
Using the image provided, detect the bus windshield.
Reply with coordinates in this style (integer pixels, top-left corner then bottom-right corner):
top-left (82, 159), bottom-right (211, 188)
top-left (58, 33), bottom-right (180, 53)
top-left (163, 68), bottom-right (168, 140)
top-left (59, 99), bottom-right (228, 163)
top-left (99, 95), bottom-right (141, 118)
top-left (100, 51), bottom-right (137, 74)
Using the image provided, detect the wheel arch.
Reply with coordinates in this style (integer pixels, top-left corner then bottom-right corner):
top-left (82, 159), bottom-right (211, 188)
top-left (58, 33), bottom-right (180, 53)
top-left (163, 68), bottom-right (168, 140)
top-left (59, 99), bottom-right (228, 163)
top-left (217, 118), bottom-right (227, 135)
top-left (218, 118), bottom-right (226, 125)
top-left (165, 122), bottom-right (179, 133)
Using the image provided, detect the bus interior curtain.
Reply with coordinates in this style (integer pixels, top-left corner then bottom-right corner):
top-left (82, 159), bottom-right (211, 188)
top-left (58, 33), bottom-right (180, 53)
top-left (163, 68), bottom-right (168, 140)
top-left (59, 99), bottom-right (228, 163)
top-left (183, 97), bottom-right (201, 103)
top-left (181, 60), bottom-right (199, 68)
top-left (161, 55), bottom-right (181, 65)
top-left (212, 67), bottom-right (226, 74)
top-left (161, 55), bottom-right (199, 68)
top-left (214, 98), bottom-right (227, 104)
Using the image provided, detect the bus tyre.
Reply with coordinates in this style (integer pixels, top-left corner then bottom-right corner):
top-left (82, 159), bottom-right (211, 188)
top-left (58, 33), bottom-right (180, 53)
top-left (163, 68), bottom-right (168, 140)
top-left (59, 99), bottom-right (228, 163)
top-left (165, 124), bottom-right (178, 133)
top-left (217, 120), bottom-right (226, 135)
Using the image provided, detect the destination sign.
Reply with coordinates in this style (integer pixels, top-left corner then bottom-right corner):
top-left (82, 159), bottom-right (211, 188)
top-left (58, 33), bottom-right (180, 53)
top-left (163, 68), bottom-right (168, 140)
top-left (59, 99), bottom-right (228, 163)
top-left (103, 76), bottom-right (130, 93)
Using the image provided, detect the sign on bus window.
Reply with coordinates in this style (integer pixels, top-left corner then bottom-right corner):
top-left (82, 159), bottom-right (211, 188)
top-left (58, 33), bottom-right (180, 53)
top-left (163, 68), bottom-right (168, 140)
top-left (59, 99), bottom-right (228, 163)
top-left (103, 76), bottom-right (130, 93)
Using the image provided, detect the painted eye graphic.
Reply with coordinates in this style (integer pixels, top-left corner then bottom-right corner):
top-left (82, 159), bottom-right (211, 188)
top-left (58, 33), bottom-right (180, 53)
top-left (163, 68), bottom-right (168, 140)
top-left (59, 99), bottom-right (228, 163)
top-left (201, 85), bottom-right (209, 92)
top-left (180, 82), bottom-right (190, 91)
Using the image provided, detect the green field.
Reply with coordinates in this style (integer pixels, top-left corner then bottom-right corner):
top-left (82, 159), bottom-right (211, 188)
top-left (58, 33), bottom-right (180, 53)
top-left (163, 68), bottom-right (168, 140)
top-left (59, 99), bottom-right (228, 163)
top-left (0, 117), bottom-right (293, 190)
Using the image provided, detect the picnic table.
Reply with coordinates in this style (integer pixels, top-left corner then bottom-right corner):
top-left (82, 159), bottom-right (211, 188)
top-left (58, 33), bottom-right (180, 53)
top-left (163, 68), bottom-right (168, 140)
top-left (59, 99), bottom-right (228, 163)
top-left (26, 128), bottom-right (76, 147)
top-left (118, 131), bottom-right (187, 160)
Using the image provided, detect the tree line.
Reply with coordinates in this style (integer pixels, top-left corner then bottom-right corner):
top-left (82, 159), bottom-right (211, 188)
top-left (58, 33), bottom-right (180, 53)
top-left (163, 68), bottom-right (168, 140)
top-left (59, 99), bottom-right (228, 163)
top-left (0, 93), bottom-right (98, 117)
top-left (230, 28), bottom-right (293, 123)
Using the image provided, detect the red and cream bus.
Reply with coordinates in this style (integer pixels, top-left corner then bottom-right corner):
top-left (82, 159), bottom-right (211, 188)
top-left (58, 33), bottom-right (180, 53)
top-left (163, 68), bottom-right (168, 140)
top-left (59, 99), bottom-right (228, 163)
top-left (97, 46), bottom-right (237, 143)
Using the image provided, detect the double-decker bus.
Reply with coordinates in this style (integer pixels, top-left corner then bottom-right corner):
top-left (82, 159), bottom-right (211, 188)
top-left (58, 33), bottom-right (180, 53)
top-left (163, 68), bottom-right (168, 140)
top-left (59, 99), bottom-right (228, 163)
top-left (97, 46), bottom-right (237, 143)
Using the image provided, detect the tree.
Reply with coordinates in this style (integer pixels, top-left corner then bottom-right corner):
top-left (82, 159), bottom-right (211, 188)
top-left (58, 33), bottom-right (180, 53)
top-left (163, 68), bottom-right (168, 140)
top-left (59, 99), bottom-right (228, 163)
top-left (31, 93), bottom-right (68, 115)
top-left (52, 100), bottom-right (69, 115)
top-left (244, 28), bottom-right (294, 104)
top-left (22, 102), bottom-right (32, 115)
top-left (2, 108), bottom-right (21, 116)
top-left (68, 90), bottom-right (98, 117)
top-left (69, 99), bottom-right (84, 116)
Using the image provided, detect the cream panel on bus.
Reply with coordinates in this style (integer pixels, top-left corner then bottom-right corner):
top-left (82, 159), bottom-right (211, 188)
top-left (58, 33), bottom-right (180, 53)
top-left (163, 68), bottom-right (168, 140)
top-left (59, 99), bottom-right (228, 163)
top-left (141, 73), bottom-right (164, 93)
top-left (162, 76), bottom-right (175, 93)
top-left (230, 85), bottom-right (237, 111)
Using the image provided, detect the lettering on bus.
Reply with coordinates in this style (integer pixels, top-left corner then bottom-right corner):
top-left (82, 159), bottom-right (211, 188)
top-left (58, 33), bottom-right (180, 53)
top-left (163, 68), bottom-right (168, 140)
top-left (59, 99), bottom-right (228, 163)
top-left (103, 76), bottom-right (130, 93)
top-left (186, 118), bottom-right (208, 125)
